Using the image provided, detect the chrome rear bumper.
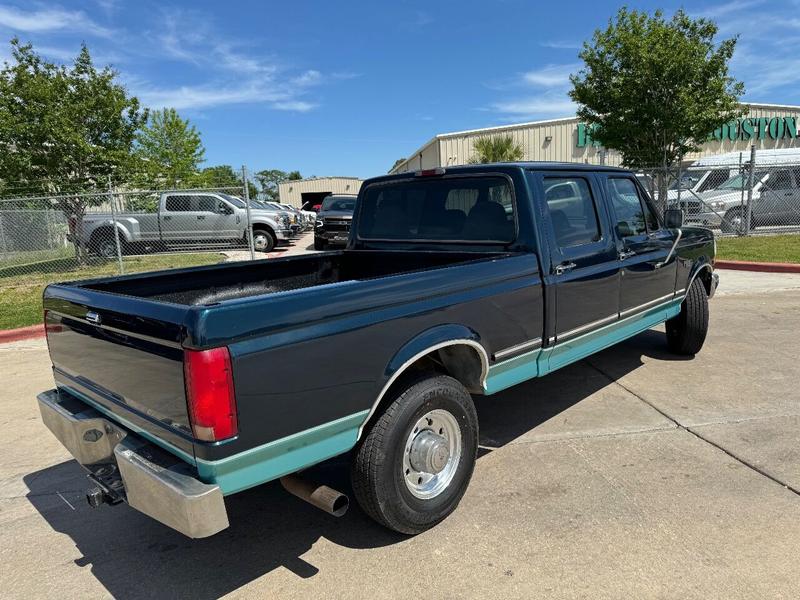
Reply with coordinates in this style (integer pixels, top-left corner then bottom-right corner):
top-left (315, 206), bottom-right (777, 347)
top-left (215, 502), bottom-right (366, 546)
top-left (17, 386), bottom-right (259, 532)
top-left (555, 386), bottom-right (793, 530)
top-left (37, 389), bottom-right (229, 538)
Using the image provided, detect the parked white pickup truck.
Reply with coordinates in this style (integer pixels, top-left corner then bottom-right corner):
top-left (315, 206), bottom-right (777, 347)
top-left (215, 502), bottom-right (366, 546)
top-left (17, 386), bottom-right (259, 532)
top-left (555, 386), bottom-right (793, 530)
top-left (74, 192), bottom-right (293, 257)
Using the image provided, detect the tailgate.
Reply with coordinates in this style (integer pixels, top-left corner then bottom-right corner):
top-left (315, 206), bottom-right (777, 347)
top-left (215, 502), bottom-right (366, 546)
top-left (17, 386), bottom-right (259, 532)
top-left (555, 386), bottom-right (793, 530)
top-left (43, 283), bottom-right (195, 462)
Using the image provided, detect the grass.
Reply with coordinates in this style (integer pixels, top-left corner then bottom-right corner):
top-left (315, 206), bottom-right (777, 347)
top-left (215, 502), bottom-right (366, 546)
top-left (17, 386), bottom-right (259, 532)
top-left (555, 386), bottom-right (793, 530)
top-left (716, 234), bottom-right (800, 264)
top-left (0, 252), bottom-right (226, 330)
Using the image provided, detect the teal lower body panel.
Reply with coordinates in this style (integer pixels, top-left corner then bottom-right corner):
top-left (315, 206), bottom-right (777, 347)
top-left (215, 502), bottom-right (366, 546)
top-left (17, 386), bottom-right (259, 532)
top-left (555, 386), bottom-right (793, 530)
top-left (196, 409), bottom-right (369, 495)
top-left (485, 297), bottom-right (683, 395)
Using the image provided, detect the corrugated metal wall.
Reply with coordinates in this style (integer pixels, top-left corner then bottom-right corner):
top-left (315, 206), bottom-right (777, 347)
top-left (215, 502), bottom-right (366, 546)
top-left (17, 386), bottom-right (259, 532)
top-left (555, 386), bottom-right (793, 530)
top-left (391, 104), bottom-right (800, 173)
top-left (278, 177), bottom-right (363, 206)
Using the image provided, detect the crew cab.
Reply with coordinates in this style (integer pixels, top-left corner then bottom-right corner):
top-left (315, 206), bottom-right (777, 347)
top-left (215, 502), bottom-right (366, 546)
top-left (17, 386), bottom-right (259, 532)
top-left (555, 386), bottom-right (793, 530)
top-left (74, 192), bottom-right (293, 256)
top-left (37, 163), bottom-right (718, 538)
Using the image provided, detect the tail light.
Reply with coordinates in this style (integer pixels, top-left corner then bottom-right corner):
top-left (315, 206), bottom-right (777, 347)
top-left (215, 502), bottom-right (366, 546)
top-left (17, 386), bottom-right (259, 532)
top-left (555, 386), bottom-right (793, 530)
top-left (183, 347), bottom-right (238, 442)
top-left (414, 168), bottom-right (446, 177)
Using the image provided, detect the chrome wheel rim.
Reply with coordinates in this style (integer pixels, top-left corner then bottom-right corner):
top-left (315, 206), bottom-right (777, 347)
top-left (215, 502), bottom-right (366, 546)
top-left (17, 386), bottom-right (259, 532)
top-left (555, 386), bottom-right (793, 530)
top-left (253, 232), bottom-right (270, 251)
top-left (99, 240), bottom-right (116, 258)
top-left (402, 409), bottom-right (461, 499)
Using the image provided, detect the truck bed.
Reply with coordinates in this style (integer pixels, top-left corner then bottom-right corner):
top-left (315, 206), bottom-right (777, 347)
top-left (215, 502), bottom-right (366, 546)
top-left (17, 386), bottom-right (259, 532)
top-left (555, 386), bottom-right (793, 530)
top-left (79, 250), bottom-right (499, 305)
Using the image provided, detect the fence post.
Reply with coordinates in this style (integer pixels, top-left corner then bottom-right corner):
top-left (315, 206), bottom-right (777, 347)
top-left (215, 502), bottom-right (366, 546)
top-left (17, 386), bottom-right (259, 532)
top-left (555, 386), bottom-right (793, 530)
top-left (744, 144), bottom-right (756, 236)
top-left (242, 166), bottom-right (255, 260)
top-left (107, 177), bottom-right (125, 274)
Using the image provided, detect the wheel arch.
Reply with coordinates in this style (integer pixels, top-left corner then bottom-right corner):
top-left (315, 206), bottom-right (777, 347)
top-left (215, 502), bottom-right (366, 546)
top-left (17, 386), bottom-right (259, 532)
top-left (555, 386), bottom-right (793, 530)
top-left (688, 261), bottom-right (714, 296)
top-left (89, 223), bottom-right (131, 244)
top-left (356, 325), bottom-right (489, 441)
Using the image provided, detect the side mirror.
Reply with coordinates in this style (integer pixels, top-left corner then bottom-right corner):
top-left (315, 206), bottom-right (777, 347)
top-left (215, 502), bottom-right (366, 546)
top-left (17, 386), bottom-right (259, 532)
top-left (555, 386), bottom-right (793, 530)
top-left (664, 209), bottom-right (684, 229)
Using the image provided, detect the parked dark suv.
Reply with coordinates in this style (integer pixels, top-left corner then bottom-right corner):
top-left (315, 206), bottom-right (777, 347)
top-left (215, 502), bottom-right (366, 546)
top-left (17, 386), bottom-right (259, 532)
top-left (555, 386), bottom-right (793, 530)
top-left (314, 194), bottom-right (356, 250)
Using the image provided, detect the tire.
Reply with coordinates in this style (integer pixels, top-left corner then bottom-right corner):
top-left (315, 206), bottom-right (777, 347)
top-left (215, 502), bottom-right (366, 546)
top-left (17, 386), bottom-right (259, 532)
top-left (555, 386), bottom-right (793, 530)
top-left (351, 372), bottom-right (478, 535)
top-left (721, 208), bottom-right (753, 233)
top-left (314, 237), bottom-right (326, 250)
top-left (252, 228), bottom-right (275, 252)
top-left (91, 230), bottom-right (123, 259)
top-left (666, 277), bottom-right (709, 355)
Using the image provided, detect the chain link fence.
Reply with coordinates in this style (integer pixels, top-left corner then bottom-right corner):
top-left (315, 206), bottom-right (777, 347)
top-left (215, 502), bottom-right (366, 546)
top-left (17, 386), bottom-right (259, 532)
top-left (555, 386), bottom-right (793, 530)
top-left (636, 148), bottom-right (800, 237)
top-left (0, 173), bottom-right (314, 330)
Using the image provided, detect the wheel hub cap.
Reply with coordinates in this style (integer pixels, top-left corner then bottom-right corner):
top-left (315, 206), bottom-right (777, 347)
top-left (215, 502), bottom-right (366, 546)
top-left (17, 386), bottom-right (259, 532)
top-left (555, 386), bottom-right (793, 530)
top-left (402, 408), bottom-right (462, 499)
top-left (409, 431), bottom-right (450, 474)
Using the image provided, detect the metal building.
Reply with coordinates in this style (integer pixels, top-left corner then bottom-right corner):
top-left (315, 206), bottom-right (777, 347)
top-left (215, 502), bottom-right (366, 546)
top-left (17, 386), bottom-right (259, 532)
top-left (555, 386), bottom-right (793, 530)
top-left (278, 176), bottom-right (362, 207)
top-left (390, 103), bottom-right (800, 173)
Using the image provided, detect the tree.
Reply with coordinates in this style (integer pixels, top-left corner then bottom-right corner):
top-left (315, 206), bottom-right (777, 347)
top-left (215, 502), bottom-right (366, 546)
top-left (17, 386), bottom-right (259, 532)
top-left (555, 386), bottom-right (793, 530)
top-left (469, 135), bottom-right (524, 164)
top-left (569, 8), bottom-right (744, 209)
top-left (0, 39), bottom-right (147, 262)
top-left (389, 158), bottom-right (406, 172)
top-left (135, 108), bottom-right (205, 188)
top-left (255, 169), bottom-right (302, 202)
top-left (195, 165), bottom-right (256, 199)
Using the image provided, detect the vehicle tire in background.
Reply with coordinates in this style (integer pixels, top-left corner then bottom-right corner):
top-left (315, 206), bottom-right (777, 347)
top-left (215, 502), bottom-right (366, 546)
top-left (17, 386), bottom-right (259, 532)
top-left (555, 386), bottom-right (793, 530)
top-left (252, 228), bottom-right (275, 252)
top-left (666, 277), bottom-right (709, 355)
top-left (314, 237), bottom-right (326, 251)
top-left (351, 372), bottom-right (478, 535)
top-left (720, 208), bottom-right (754, 233)
top-left (90, 229), bottom-right (124, 259)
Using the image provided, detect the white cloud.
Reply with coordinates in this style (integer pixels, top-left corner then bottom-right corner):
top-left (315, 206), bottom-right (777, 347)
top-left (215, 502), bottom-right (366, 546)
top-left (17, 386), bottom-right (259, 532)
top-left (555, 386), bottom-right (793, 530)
top-left (0, 5), bottom-right (112, 37)
top-left (487, 63), bottom-right (578, 120)
top-left (522, 64), bottom-right (579, 88)
top-left (539, 40), bottom-right (581, 50)
top-left (489, 96), bottom-right (576, 119)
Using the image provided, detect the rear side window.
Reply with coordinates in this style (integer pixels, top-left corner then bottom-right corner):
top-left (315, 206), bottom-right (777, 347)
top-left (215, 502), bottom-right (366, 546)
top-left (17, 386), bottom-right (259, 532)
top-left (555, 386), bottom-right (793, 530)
top-left (543, 177), bottom-right (601, 248)
top-left (358, 177), bottom-right (515, 242)
top-left (165, 195), bottom-right (192, 212)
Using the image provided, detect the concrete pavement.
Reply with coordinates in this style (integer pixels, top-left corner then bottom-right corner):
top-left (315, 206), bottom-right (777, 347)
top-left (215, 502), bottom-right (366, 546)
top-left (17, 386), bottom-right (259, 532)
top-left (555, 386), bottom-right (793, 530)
top-left (0, 283), bottom-right (798, 599)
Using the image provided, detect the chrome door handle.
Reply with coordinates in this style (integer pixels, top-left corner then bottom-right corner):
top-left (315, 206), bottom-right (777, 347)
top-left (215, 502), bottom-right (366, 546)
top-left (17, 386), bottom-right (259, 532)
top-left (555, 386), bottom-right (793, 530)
top-left (618, 250), bottom-right (636, 260)
top-left (554, 261), bottom-right (577, 275)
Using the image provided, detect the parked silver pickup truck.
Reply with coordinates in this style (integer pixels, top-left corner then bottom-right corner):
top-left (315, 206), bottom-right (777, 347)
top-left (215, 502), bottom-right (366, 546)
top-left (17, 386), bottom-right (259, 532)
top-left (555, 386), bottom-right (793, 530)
top-left (75, 192), bottom-right (293, 257)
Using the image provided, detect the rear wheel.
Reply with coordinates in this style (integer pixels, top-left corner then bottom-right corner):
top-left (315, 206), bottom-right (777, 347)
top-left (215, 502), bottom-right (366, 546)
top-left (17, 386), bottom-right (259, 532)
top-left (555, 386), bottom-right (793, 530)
top-left (91, 230), bottom-right (123, 259)
top-left (721, 208), bottom-right (754, 233)
top-left (351, 373), bottom-right (478, 534)
top-left (666, 277), bottom-right (709, 355)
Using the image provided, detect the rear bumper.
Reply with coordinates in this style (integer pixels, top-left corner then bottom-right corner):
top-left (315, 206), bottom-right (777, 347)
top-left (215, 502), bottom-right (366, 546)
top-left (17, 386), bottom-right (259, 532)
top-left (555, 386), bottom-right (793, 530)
top-left (37, 389), bottom-right (229, 538)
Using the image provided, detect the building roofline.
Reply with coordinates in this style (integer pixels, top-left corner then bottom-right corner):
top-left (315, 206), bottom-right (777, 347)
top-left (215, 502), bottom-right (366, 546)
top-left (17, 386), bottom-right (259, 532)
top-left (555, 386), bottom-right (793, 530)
top-left (743, 101), bottom-right (800, 110)
top-left (278, 176), bottom-right (362, 185)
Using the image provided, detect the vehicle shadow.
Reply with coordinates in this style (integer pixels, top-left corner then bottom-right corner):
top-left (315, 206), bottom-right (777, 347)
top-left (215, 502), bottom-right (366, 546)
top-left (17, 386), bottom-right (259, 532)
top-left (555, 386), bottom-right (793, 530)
top-left (23, 329), bottom-right (688, 599)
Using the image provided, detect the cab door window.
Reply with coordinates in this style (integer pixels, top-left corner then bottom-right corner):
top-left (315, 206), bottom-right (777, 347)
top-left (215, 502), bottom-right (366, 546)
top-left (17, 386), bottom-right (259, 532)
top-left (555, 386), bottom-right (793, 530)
top-left (543, 177), bottom-right (602, 248)
top-left (607, 178), bottom-right (660, 237)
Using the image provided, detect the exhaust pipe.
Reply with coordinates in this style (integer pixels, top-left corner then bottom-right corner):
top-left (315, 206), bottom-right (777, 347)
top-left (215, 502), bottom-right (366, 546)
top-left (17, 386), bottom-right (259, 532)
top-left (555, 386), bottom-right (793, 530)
top-left (280, 474), bottom-right (349, 517)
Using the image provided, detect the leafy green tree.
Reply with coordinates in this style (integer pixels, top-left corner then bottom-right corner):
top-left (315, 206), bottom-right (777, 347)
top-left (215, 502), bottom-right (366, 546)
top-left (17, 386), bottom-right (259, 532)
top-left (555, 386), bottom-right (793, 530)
top-left (195, 165), bottom-right (256, 198)
top-left (569, 8), bottom-right (744, 208)
top-left (255, 169), bottom-right (302, 202)
top-left (0, 39), bottom-right (146, 262)
top-left (469, 135), bottom-right (524, 164)
top-left (135, 108), bottom-right (205, 188)
top-left (389, 158), bottom-right (406, 172)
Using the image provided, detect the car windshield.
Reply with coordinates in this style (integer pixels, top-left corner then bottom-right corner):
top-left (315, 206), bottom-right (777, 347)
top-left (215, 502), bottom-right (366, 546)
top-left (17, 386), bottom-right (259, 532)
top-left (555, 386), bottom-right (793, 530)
top-left (717, 171), bottom-right (767, 190)
top-left (220, 194), bottom-right (246, 208)
top-left (321, 197), bottom-right (356, 212)
top-left (668, 175), bottom-right (702, 190)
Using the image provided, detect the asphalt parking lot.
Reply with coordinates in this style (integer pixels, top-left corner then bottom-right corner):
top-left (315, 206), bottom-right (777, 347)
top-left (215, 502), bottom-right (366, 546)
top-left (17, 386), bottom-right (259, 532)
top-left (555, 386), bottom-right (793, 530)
top-left (1, 270), bottom-right (799, 599)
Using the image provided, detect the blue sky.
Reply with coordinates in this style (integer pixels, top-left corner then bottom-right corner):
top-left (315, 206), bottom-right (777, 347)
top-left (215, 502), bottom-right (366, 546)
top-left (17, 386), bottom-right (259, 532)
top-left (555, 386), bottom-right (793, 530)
top-left (0, 0), bottom-right (798, 178)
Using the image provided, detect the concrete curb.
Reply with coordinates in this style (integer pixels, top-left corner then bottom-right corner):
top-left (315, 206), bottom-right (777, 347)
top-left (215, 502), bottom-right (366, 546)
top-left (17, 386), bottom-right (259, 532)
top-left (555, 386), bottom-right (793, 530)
top-left (715, 260), bottom-right (800, 274)
top-left (0, 324), bottom-right (45, 344)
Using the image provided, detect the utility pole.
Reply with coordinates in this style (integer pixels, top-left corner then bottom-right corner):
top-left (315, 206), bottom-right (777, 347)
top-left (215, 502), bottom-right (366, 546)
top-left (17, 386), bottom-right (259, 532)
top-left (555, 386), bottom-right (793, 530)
top-left (107, 176), bottom-right (124, 274)
top-left (242, 166), bottom-right (255, 260)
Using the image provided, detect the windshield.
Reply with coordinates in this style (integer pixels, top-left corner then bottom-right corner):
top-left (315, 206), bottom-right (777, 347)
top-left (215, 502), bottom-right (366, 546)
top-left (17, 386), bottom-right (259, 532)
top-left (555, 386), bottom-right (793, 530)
top-left (321, 197), bottom-right (356, 212)
top-left (358, 177), bottom-right (515, 242)
top-left (220, 193), bottom-right (246, 208)
top-left (668, 174), bottom-right (702, 190)
top-left (717, 171), bottom-right (767, 190)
